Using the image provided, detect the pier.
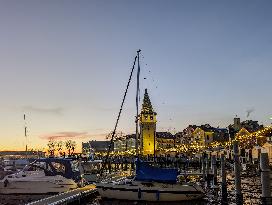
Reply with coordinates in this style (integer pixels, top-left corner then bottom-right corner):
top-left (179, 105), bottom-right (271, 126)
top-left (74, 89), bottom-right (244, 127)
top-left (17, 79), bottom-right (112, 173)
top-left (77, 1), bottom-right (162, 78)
top-left (26, 185), bottom-right (98, 205)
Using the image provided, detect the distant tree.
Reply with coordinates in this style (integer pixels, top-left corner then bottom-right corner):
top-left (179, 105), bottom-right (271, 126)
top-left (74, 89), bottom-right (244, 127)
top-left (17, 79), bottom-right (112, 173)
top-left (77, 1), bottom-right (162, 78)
top-left (47, 139), bottom-right (56, 157)
top-left (71, 141), bottom-right (76, 155)
top-left (65, 140), bottom-right (76, 156)
top-left (56, 141), bottom-right (63, 156)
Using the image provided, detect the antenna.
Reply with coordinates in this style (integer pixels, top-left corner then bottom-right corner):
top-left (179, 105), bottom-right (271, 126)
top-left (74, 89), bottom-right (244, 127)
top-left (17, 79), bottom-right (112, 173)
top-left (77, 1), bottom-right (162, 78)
top-left (24, 114), bottom-right (28, 158)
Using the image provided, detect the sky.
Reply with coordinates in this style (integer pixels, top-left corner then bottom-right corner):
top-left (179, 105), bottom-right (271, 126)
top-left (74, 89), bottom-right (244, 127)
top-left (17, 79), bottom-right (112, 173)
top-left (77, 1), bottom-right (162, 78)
top-left (0, 0), bottom-right (272, 151)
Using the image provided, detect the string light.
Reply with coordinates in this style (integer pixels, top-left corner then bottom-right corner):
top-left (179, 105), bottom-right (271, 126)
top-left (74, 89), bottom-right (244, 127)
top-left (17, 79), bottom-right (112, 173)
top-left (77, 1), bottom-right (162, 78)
top-left (93, 126), bottom-right (272, 156)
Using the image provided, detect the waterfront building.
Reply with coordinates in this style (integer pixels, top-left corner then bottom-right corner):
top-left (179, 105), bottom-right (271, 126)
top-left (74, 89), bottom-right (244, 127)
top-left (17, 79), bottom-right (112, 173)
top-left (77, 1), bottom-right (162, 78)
top-left (241, 120), bottom-right (263, 132)
top-left (175, 125), bottom-right (196, 145)
top-left (113, 134), bottom-right (136, 152)
top-left (192, 124), bottom-right (214, 146)
top-left (213, 128), bottom-right (229, 142)
top-left (82, 142), bottom-right (90, 154)
top-left (113, 139), bottom-right (126, 152)
top-left (125, 134), bottom-right (136, 151)
top-left (236, 127), bottom-right (250, 137)
top-left (252, 146), bottom-right (261, 163)
top-left (261, 142), bottom-right (272, 163)
top-left (82, 140), bottom-right (112, 153)
top-left (156, 132), bottom-right (175, 150)
top-left (0, 151), bottom-right (45, 159)
top-left (174, 132), bottom-right (183, 144)
top-left (139, 89), bottom-right (157, 156)
top-left (228, 117), bottom-right (263, 138)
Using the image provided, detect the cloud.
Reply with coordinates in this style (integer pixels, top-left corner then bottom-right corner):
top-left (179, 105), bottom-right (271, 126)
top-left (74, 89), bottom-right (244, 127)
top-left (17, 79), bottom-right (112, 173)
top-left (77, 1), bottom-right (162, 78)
top-left (40, 131), bottom-right (110, 141)
top-left (40, 131), bottom-right (89, 140)
top-left (23, 106), bottom-right (63, 115)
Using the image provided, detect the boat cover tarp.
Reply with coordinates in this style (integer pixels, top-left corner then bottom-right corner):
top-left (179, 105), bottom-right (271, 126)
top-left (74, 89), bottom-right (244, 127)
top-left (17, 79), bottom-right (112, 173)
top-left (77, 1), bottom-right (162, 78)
top-left (135, 159), bottom-right (178, 183)
top-left (34, 158), bottom-right (80, 181)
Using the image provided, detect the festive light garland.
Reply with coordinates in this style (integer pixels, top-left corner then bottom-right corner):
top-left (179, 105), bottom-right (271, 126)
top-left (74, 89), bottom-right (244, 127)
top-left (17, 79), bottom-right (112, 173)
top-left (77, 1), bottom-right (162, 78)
top-left (90, 126), bottom-right (272, 156)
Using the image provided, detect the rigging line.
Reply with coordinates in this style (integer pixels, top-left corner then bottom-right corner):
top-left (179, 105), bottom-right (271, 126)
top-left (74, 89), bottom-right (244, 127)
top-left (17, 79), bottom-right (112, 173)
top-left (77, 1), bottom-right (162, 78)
top-left (100, 53), bottom-right (138, 175)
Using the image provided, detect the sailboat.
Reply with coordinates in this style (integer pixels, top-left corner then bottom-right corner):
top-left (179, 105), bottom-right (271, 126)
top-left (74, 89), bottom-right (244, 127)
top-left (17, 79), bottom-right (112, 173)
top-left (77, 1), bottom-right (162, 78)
top-left (96, 159), bottom-right (204, 201)
top-left (96, 50), bottom-right (205, 201)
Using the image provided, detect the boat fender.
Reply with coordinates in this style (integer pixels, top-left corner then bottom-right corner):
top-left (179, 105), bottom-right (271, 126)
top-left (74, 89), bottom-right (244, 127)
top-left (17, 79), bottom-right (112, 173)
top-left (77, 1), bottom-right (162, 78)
top-left (138, 188), bottom-right (142, 199)
top-left (156, 190), bottom-right (160, 201)
top-left (4, 179), bottom-right (9, 187)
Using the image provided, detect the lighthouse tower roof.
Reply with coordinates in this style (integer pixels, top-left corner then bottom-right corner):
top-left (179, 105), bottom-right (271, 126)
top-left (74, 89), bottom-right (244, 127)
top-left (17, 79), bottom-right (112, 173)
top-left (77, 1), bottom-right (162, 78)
top-left (141, 89), bottom-right (155, 114)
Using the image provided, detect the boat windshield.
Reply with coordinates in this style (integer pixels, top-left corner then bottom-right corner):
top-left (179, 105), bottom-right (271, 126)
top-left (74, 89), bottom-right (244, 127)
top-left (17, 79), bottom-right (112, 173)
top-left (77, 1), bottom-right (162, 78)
top-left (23, 161), bottom-right (52, 173)
top-left (70, 161), bottom-right (79, 172)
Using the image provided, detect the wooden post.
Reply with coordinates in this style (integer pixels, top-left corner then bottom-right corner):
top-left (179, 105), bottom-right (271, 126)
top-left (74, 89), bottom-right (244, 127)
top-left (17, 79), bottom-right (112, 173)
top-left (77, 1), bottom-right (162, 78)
top-left (260, 152), bottom-right (272, 204)
top-left (221, 154), bottom-right (228, 204)
top-left (233, 141), bottom-right (243, 205)
top-left (212, 155), bottom-right (217, 186)
top-left (206, 155), bottom-right (211, 187)
top-left (202, 153), bottom-right (206, 180)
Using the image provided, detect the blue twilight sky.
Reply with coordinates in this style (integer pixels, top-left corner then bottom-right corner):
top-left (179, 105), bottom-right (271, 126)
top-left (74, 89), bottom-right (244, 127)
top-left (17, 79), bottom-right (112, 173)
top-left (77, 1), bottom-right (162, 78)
top-left (0, 0), bottom-right (271, 150)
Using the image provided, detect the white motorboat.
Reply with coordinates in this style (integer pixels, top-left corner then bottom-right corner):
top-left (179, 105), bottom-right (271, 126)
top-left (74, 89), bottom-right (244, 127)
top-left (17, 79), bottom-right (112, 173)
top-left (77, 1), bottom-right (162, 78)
top-left (96, 160), bottom-right (205, 201)
top-left (0, 158), bottom-right (79, 194)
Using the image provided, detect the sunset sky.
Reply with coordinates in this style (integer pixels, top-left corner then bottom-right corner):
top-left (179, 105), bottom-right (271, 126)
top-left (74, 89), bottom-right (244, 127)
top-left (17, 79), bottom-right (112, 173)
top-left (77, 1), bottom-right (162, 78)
top-left (0, 1), bottom-right (272, 151)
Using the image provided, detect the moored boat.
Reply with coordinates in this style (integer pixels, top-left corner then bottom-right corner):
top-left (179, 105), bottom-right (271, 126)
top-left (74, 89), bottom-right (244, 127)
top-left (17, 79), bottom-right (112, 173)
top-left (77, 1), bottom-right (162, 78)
top-left (96, 159), bottom-right (205, 201)
top-left (0, 158), bottom-right (79, 194)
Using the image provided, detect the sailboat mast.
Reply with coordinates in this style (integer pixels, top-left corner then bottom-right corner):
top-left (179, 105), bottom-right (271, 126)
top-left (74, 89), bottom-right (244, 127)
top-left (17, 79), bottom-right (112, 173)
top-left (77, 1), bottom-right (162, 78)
top-left (135, 49), bottom-right (141, 156)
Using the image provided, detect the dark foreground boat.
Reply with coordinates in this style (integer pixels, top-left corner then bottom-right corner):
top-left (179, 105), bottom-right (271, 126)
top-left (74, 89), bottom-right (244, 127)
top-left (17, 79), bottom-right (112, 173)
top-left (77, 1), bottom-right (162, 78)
top-left (96, 159), bottom-right (204, 201)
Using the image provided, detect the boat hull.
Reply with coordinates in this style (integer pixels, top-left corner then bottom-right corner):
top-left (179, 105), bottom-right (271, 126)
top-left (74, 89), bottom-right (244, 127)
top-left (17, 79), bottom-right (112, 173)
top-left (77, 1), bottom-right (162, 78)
top-left (0, 178), bottom-right (77, 194)
top-left (96, 182), bottom-right (204, 201)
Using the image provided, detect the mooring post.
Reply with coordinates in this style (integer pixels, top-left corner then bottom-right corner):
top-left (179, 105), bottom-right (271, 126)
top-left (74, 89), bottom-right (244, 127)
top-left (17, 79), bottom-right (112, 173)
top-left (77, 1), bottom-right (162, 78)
top-left (202, 153), bottom-right (206, 180)
top-left (233, 141), bottom-right (243, 205)
top-left (260, 152), bottom-right (272, 204)
top-left (212, 155), bottom-right (217, 186)
top-left (221, 153), bottom-right (228, 204)
top-left (199, 156), bottom-right (202, 172)
top-left (206, 155), bottom-right (210, 175)
top-left (206, 153), bottom-right (212, 187)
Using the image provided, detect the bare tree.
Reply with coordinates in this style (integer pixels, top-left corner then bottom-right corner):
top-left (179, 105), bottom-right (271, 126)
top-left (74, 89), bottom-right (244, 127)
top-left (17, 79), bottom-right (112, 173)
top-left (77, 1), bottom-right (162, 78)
top-left (106, 131), bottom-right (125, 141)
top-left (47, 139), bottom-right (56, 157)
top-left (56, 141), bottom-right (63, 156)
top-left (65, 140), bottom-right (76, 156)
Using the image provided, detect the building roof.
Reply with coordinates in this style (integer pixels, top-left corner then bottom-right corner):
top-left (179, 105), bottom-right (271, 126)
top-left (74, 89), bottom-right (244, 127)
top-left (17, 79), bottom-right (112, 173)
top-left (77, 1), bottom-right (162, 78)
top-left (198, 124), bottom-right (214, 132)
top-left (126, 134), bottom-right (136, 139)
top-left (156, 132), bottom-right (175, 139)
top-left (141, 89), bottom-right (155, 114)
top-left (89, 140), bottom-right (111, 151)
top-left (214, 128), bottom-right (228, 133)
